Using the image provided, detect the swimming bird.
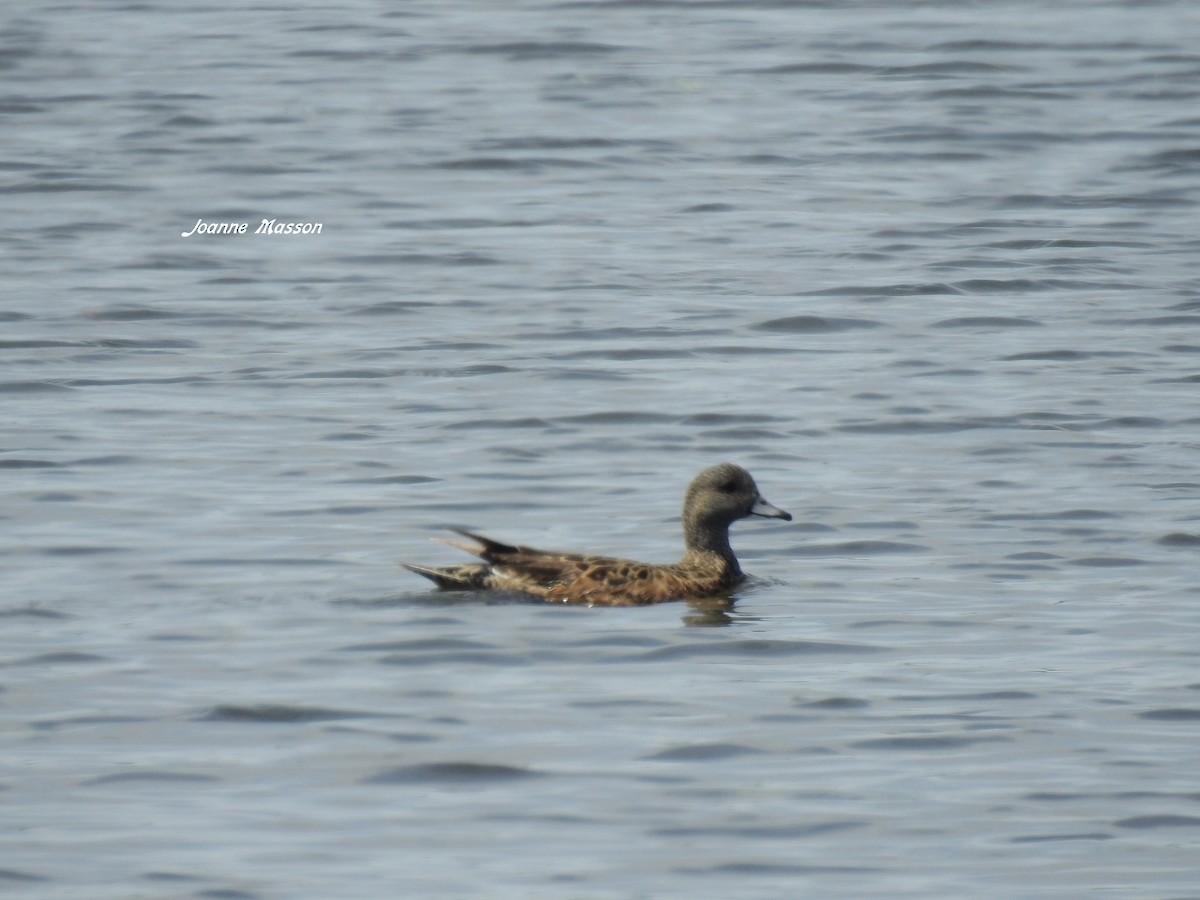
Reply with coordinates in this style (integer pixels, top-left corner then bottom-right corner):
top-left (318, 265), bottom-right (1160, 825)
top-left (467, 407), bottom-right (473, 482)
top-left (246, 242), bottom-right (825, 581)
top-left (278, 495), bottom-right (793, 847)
top-left (404, 463), bottom-right (791, 606)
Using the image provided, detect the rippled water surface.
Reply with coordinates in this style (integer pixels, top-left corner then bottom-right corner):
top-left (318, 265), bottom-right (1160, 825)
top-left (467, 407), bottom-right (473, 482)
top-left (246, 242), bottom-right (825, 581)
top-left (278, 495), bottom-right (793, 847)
top-left (4, 0), bottom-right (1200, 897)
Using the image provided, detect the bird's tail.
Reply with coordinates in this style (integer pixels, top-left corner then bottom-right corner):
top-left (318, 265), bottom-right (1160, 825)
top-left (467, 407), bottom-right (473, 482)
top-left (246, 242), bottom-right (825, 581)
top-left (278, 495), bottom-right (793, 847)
top-left (402, 563), bottom-right (490, 590)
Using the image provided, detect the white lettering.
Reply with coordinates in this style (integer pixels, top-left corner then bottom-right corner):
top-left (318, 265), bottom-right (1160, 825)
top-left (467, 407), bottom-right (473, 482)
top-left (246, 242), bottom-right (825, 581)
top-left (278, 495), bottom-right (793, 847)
top-left (182, 218), bottom-right (249, 237)
top-left (216, 218), bottom-right (326, 235)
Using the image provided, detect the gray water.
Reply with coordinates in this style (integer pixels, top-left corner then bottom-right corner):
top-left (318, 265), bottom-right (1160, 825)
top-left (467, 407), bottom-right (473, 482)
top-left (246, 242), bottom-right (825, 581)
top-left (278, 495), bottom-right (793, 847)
top-left (4, 1), bottom-right (1200, 897)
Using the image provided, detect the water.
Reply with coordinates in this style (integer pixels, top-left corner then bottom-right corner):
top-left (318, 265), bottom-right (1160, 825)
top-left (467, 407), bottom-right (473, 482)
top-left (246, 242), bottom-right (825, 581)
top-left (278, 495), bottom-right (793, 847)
top-left (4, 0), bottom-right (1200, 896)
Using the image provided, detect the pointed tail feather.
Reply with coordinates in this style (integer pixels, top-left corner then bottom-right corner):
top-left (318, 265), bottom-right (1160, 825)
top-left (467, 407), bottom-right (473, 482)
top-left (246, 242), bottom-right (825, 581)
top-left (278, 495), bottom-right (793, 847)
top-left (447, 529), bottom-right (523, 559)
top-left (403, 563), bottom-right (490, 590)
top-left (404, 529), bottom-right (528, 591)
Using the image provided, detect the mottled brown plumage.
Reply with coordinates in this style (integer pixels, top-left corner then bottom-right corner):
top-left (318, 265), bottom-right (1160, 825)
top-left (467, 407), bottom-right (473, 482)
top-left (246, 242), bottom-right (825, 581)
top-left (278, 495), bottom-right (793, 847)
top-left (404, 463), bottom-right (791, 606)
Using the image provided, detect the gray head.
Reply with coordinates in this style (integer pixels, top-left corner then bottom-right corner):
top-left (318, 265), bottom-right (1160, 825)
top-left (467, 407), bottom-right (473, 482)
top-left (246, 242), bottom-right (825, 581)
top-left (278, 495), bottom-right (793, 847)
top-left (682, 463), bottom-right (791, 557)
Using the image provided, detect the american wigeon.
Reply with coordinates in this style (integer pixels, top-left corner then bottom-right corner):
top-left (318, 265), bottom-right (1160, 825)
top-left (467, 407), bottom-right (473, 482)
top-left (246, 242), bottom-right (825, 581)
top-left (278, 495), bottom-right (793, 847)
top-left (404, 463), bottom-right (791, 606)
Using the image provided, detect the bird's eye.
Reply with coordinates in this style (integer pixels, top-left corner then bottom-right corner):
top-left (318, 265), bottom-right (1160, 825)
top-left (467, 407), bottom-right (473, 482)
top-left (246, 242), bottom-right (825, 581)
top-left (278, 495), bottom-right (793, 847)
top-left (717, 478), bottom-right (738, 493)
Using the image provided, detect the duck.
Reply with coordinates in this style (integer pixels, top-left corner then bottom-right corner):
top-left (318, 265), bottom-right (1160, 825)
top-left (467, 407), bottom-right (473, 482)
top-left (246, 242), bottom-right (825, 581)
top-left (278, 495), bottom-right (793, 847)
top-left (404, 463), bottom-right (791, 606)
